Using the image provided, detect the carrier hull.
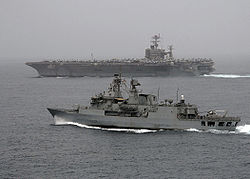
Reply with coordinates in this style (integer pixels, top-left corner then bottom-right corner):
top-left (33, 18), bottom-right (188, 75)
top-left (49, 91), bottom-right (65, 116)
top-left (26, 61), bottom-right (213, 77)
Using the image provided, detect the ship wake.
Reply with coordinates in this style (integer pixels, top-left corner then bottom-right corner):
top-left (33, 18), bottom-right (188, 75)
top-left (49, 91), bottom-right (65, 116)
top-left (186, 124), bottom-right (250, 135)
top-left (55, 121), bottom-right (159, 133)
top-left (203, 74), bottom-right (250, 78)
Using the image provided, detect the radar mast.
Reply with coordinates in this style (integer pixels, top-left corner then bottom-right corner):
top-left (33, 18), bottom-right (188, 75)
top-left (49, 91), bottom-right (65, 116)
top-left (151, 34), bottom-right (160, 49)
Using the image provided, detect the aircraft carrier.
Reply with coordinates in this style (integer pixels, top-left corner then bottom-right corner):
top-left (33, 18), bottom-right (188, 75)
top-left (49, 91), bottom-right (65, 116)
top-left (26, 34), bottom-right (215, 77)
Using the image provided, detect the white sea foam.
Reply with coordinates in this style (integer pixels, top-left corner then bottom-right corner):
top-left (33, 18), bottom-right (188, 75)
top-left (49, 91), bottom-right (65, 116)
top-left (203, 74), bottom-right (250, 78)
top-left (186, 124), bottom-right (250, 135)
top-left (56, 121), bottom-right (159, 133)
top-left (56, 76), bottom-right (68, 79)
top-left (235, 124), bottom-right (250, 134)
top-left (186, 128), bottom-right (202, 132)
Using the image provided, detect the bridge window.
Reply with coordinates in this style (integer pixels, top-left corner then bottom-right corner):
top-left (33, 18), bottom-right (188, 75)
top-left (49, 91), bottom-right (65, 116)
top-left (208, 121), bottom-right (215, 127)
top-left (226, 122), bottom-right (232, 126)
top-left (234, 122), bottom-right (238, 126)
top-left (139, 95), bottom-right (147, 105)
top-left (218, 122), bottom-right (225, 126)
top-left (201, 121), bottom-right (206, 126)
top-left (188, 114), bottom-right (196, 119)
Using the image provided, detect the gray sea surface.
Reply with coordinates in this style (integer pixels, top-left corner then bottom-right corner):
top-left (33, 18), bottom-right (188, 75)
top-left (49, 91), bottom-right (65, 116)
top-left (0, 61), bottom-right (250, 178)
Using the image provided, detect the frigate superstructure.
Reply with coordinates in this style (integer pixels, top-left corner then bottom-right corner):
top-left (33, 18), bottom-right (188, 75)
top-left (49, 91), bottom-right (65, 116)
top-left (26, 34), bottom-right (215, 77)
top-left (47, 74), bottom-right (240, 131)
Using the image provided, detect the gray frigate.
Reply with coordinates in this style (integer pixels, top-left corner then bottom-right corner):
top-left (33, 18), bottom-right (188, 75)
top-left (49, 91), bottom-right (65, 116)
top-left (26, 34), bottom-right (214, 77)
top-left (47, 74), bottom-right (240, 131)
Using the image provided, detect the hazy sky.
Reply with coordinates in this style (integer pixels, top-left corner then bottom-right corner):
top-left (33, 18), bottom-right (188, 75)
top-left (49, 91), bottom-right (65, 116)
top-left (0, 0), bottom-right (249, 60)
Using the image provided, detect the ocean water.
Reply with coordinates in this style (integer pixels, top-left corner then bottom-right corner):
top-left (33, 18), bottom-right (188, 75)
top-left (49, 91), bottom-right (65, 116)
top-left (0, 62), bottom-right (250, 178)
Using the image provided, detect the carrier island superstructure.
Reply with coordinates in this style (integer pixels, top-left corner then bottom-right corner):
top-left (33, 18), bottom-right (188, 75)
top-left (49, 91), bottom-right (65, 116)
top-left (26, 34), bottom-right (215, 77)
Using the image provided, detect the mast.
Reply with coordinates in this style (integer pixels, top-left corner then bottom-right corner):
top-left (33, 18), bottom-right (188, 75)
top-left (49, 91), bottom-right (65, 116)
top-left (151, 34), bottom-right (160, 49)
top-left (168, 45), bottom-right (173, 58)
top-left (126, 79), bottom-right (141, 104)
top-left (112, 74), bottom-right (122, 97)
top-left (176, 88), bottom-right (179, 102)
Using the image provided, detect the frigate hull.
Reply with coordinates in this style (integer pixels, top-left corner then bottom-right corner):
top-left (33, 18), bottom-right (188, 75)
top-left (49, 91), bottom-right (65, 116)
top-left (47, 108), bottom-right (238, 131)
